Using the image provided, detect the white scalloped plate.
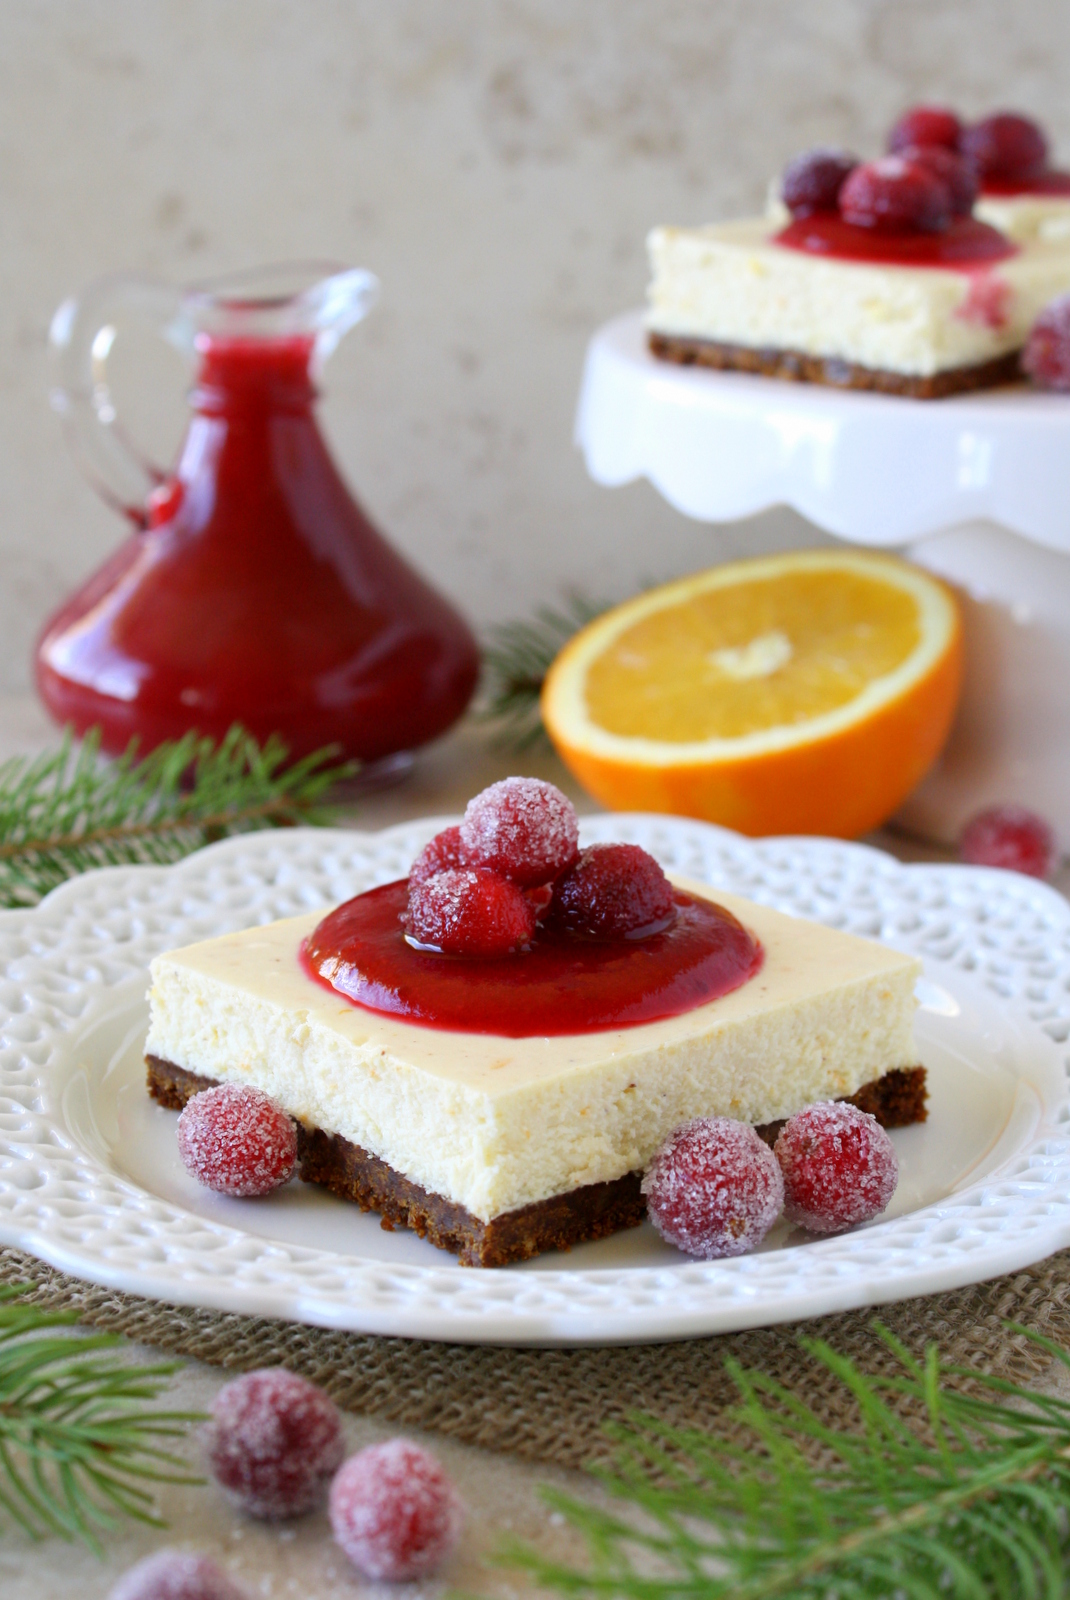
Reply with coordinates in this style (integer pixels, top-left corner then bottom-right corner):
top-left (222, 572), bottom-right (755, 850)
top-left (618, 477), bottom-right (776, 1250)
top-left (575, 310), bottom-right (1070, 548)
top-left (2, 817), bottom-right (1070, 1346)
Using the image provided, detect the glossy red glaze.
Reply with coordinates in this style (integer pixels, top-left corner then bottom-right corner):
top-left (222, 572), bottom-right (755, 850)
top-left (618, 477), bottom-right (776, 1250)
top-left (36, 336), bottom-right (480, 763)
top-left (303, 879), bottom-right (763, 1037)
top-left (981, 169), bottom-right (1070, 196)
top-left (775, 213), bottom-right (1018, 267)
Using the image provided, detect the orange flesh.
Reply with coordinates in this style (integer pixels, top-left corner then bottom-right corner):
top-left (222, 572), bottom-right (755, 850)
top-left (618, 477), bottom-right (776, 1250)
top-left (583, 572), bottom-right (922, 743)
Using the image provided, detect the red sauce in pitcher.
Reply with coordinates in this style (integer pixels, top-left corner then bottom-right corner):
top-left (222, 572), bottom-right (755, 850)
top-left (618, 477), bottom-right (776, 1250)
top-left (38, 271), bottom-right (480, 766)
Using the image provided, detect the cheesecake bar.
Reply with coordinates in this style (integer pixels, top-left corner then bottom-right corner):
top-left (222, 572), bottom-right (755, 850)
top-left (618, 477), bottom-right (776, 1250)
top-left (145, 881), bottom-right (924, 1266)
top-left (647, 216), bottom-right (1070, 397)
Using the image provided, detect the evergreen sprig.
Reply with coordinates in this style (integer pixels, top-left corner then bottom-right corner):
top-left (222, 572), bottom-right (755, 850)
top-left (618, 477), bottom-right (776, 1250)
top-left (0, 724), bottom-right (354, 908)
top-left (481, 595), bottom-right (608, 749)
top-left (0, 1288), bottom-right (201, 1549)
top-left (500, 1325), bottom-right (1070, 1600)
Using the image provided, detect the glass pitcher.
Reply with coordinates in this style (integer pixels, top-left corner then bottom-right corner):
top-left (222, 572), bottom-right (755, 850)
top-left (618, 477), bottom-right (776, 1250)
top-left (39, 262), bottom-right (480, 769)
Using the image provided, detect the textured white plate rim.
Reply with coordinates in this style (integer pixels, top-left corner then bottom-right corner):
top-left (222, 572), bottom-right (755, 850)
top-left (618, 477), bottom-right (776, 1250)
top-left (1, 815), bottom-right (1069, 1346)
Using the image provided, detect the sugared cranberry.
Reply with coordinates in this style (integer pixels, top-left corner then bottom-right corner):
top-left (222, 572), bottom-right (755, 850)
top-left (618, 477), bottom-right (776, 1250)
top-left (781, 147), bottom-right (858, 217)
top-left (459, 777), bottom-right (579, 887)
top-left (642, 1118), bottom-right (784, 1259)
top-left (774, 1102), bottom-right (898, 1234)
top-left (409, 825), bottom-right (469, 888)
top-left (1022, 294), bottom-right (1070, 391)
top-left (839, 157), bottom-right (951, 233)
top-left (961, 112), bottom-right (1049, 180)
top-left (550, 843), bottom-right (675, 940)
top-left (900, 143), bottom-right (978, 216)
top-left (177, 1084), bottom-right (296, 1198)
top-left (959, 804), bottom-right (1057, 878)
top-left (205, 1368), bottom-right (344, 1519)
top-left (109, 1551), bottom-right (251, 1600)
top-left (887, 104), bottom-right (962, 154)
top-left (407, 867), bottom-right (536, 956)
top-left (329, 1439), bottom-right (462, 1581)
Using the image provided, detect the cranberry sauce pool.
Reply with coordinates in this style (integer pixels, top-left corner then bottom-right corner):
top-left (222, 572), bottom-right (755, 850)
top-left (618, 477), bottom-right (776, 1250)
top-left (302, 880), bottom-right (763, 1037)
top-left (775, 213), bottom-right (1018, 267)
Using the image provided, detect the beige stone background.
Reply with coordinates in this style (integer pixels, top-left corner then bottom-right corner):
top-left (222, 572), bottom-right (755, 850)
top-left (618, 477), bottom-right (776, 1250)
top-left (3, 0), bottom-right (1070, 693)
top-left (4, 2), bottom-right (1070, 1595)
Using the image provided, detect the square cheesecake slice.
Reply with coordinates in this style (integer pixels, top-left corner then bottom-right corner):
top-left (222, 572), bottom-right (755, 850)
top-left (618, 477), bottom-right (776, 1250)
top-left (145, 880), bottom-right (924, 1267)
top-left (646, 216), bottom-right (1070, 397)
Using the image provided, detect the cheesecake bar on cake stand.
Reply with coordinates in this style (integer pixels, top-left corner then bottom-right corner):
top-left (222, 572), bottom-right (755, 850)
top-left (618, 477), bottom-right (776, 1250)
top-left (575, 308), bottom-right (1070, 846)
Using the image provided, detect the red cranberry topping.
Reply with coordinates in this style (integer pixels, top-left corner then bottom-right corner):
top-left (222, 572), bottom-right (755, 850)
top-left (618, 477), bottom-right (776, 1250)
top-left (307, 880), bottom-right (762, 1035)
top-left (329, 1438), bottom-right (462, 1581)
top-left (1022, 294), bottom-right (1070, 391)
top-left (781, 147), bottom-right (858, 217)
top-left (177, 1084), bottom-right (296, 1198)
top-left (887, 104), bottom-right (962, 155)
top-left (459, 776), bottom-right (579, 887)
top-left (776, 212), bottom-right (1016, 268)
top-left (642, 1118), bottom-right (784, 1259)
top-left (407, 867), bottom-right (536, 956)
top-left (409, 825), bottom-right (469, 888)
top-left (775, 1102), bottom-right (898, 1234)
top-left (900, 143), bottom-right (978, 216)
top-left (525, 882), bottom-right (555, 919)
top-left (839, 157), bottom-right (951, 233)
top-left (959, 803), bottom-right (1057, 878)
top-left (205, 1368), bottom-right (344, 1519)
top-left (550, 843), bottom-right (675, 940)
top-left (961, 112), bottom-right (1049, 180)
top-left (109, 1551), bottom-right (251, 1600)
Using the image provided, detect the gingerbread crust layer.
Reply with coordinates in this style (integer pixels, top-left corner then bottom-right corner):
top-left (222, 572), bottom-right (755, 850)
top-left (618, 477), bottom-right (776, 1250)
top-left (147, 1055), bottom-right (927, 1267)
top-left (647, 330), bottom-right (1023, 399)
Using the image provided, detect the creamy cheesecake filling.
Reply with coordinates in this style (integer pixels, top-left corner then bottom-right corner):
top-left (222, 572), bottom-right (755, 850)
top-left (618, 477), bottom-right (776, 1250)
top-left (647, 216), bottom-right (1070, 376)
top-left (976, 193), bottom-right (1070, 242)
top-left (145, 881), bottom-right (920, 1224)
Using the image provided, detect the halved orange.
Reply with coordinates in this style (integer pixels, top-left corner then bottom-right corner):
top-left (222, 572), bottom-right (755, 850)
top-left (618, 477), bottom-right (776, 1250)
top-left (541, 550), bottom-right (962, 838)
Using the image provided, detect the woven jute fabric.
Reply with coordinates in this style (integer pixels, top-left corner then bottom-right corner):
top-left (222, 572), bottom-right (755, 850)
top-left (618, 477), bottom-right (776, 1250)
top-left (3, 1246), bottom-right (1069, 1471)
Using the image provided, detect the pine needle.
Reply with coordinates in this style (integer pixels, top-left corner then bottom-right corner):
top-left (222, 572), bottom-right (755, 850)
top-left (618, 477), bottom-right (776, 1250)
top-left (498, 1324), bottom-right (1070, 1600)
top-left (0, 1288), bottom-right (202, 1551)
top-left (480, 595), bottom-right (609, 750)
top-left (0, 724), bottom-right (355, 908)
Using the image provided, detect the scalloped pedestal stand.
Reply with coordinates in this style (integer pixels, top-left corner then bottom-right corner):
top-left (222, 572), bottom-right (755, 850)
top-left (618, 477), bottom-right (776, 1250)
top-left (576, 310), bottom-right (1070, 844)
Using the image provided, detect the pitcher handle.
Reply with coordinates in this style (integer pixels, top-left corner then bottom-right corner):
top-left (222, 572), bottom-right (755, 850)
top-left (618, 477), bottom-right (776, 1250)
top-left (49, 276), bottom-right (193, 529)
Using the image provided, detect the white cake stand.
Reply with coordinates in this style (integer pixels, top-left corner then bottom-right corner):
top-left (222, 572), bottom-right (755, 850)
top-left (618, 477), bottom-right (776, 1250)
top-left (576, 310), bottom-right (1070, 844)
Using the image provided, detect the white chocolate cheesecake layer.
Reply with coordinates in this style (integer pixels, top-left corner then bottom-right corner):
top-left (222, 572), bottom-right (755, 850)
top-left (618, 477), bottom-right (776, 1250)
top-left (145, 883), bottom-right (920, 1223)
top-left (976, 193), bottom-right (1070, 243)
top-left (647, 216), bottom-right (1070, 375)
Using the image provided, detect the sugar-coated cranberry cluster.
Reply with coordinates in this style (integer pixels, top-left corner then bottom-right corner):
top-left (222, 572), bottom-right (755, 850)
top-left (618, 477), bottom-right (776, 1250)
top-left (782, 145), bottom-right (976, 234)
top-left (888, 105), bottom-right (1051, 184)
top-left (642, 1100), bottom-right (899, 1260)
top-left (782, 107), bottom-right (1056, 236)
top-left (881, 109), bottom-right (1070, 398)
top-left (108, 1372), bottom-right (460, 1597)
top-left (405, 776), bottom-right (675, 957)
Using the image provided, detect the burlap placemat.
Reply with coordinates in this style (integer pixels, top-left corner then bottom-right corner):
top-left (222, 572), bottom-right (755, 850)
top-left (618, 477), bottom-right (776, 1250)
top-left (4, 1246), bottom-right (1070, 1470)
